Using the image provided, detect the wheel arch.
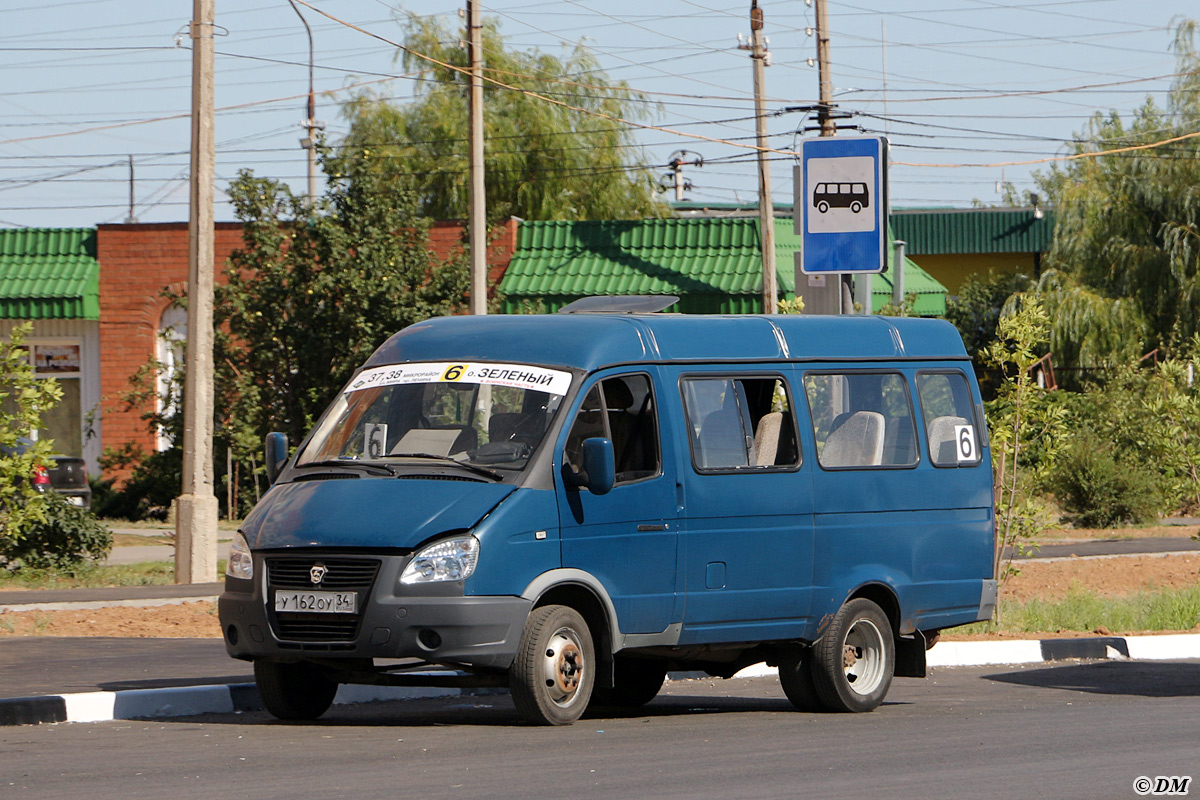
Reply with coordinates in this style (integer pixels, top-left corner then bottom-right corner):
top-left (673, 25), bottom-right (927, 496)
top-left (847, 581), bottom-right (901, 637)
top-left (522, 569), bottom-right (618, 687)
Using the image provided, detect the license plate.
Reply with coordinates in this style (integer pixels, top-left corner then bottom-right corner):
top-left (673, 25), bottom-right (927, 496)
top-left (274, 590), bottom-right (357, 613)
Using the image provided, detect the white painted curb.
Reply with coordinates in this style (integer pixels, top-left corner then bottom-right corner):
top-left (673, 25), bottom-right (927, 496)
top-left (6, 633), bottom-right (1197, 725)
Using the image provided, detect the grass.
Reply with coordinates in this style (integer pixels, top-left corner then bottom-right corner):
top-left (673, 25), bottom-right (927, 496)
top-left (956, 584), bottom-right (1200, 635)
top-left (0, 559), bottom-right (227, 590)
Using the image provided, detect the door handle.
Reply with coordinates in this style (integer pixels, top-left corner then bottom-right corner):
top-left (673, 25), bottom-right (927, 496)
top-left (637, 523), bottom-right (668, 532)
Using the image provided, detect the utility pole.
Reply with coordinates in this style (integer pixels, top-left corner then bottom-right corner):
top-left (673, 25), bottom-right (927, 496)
top-left (466, 0), bottom-right (487, 315)
top-left (814, 0), bottom-right (835, 137)
top-left (125, 155), bottom-right (137, 223)
top-left (289, 0), bottom-right (323, 203)
top-left (176, 0), bottom-right (218, 584)
top-left (741, 1), bottom-right (777, 314)
top-left (663, 150), bottom-right (702, 202)
top-left (812, 0), bottom-right (852, 312)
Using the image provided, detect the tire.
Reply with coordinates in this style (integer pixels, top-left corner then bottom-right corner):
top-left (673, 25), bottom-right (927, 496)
top-left (778, 647), bottom-right (825, 712)
top-left (850, 201), bottom-right (862, 213)
top-left (592, 657), bottom-right (667, 708)
top-left (817, 200), bottom-right (830, 213)
top-left (254, 659), bottom-right (338, 721)
top-left (810, 598), bottom-right (894, 713)
top-left (510, 605), bottom-right (595, 725)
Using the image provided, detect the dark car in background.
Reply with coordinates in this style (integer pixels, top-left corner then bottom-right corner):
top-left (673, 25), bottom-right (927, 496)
top-left (2, 437), bottom-right (91, 510)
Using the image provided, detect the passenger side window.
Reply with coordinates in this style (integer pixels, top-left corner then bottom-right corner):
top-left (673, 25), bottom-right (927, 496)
top-left (916, 372), bottom-right (982, 467)
top-left (564, 374), bottom-right (661, 485)
top-left (682, 376), bottom-right (800, 471)
top-left (803, 372), bottom-right (918, 469)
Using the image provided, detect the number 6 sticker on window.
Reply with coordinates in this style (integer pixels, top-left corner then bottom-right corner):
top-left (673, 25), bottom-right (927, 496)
top-left (953, 425), bottom-right (976, 463)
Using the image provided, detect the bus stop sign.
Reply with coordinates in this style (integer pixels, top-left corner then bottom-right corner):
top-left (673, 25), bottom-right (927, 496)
top-left (795, 136), bottom-right (888, 274)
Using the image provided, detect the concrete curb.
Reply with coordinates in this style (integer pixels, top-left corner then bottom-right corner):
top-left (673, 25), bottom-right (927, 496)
top-left (4, 632), bottom-right (1198, 727)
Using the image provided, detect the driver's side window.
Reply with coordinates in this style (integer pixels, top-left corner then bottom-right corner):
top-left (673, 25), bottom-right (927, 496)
top-left (564, 374), bottom-right (660, 486)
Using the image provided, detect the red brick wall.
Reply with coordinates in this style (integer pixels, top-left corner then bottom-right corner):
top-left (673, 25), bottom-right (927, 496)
top-left (96, 223), bottom-right (244, 483)
top-left (94, 218), bottom-right (518, 484)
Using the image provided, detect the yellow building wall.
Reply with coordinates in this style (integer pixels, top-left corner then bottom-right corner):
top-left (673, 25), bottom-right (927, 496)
top-left (915, 252), bottom-right (1040, 295)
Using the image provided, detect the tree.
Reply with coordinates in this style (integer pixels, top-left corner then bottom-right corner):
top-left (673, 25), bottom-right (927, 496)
top-left (0, 323), bottom-right (61, 541)
top-left (981, 297), bottom-right (1066, 615)
top-left (334, 14), bottom-right (666, 222)
top-left (1035, 20), bottom-right (1200, 369)
top-left (217, 147), bottom-right (470, 453)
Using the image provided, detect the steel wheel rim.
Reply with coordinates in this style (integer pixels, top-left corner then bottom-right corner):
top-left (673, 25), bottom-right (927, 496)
top-left (842, 617), bottom-right (886, 696)
top-left (541, 626), bottom-right (586, 708)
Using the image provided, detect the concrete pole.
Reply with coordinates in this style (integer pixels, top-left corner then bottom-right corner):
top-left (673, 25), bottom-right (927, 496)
top-left (467, 0), bottom-right (488, 315)
top-left (892, 239), bottom-right (907, 311)
top-left (176, 0), bottom-right (219, 584)
top-left (750, 1), bottom-right (777, 314)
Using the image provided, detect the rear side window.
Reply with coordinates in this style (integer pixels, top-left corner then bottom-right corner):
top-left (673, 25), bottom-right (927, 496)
top-left (681, 376), bottom-right (800, 471)
top-left (916, 372), bottom-right (982, 467)
top-left (803, 372), bottom-right (918, 469)
top-left (564, 373), bottom-right (661, 485)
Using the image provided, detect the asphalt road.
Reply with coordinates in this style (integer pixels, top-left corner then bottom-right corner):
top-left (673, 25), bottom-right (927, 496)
top-left (4, 661), bottom-right (1197, 800)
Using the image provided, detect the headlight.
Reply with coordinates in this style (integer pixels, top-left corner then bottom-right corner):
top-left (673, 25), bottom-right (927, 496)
top-left (400, 535), bottom-right (479, 585)
top-left (226, 531), bottom-right (254, 580)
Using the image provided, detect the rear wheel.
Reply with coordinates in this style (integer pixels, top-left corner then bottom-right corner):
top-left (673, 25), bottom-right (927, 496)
top-left (254, 659), bottom-right (338, 721)
top-left (810, 598), bottom-right (894, 713)
top-left (778, 647), bottom-right (824, 712)
top-left (592, 657), bottom-right (667, 708)
top-left (510, 605), bottom-right (595, 725)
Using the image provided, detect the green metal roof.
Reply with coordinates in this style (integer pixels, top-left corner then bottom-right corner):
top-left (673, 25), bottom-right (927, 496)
top-left (868, 229), bottom-right (948, 316)
top-left (502, 218), bottom-right (947, 317)
top-left (0, 228), bottom-right (99, 320)
top-left (890, 208), bottom-right (1054, 255)
top-left (500, 218), bottom-right (800, 314)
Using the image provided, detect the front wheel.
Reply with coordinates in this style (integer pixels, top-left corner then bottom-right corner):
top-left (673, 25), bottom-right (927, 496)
top-left (510, 605), bottom-right (595, 725)
top-left (810, 598), bottom-right (894, 713)
top-left (254, 659), bottom-right (338, 721)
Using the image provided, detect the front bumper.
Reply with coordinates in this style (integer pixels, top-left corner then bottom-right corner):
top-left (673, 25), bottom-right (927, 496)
top-left (218, 552), bottom-right (530, 671)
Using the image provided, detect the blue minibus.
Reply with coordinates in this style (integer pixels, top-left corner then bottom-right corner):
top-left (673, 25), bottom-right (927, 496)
top-left (219, 300), bottom-right (996, 725)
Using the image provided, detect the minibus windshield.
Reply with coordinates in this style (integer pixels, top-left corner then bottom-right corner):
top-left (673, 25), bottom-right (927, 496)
top-left (297, 361), bottom-right (571, 475)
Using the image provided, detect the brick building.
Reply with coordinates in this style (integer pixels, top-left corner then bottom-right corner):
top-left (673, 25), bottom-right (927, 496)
top-left (1, 219), bottom-right (518, 484)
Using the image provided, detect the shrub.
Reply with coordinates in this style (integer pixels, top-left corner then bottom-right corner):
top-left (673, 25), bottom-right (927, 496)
top-left (0, 492), bottom-right (112, 571)
top-left (1048, 432), bottom-right (1162, 527)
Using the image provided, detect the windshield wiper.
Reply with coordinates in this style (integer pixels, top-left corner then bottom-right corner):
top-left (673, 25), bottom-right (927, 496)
top-left (297, 459), bottom-right (397, 477)
top-left (386, 453), bottom-right (503, 481)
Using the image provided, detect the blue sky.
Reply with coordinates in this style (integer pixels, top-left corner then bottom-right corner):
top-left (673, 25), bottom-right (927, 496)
top-left (1, 0), bottom-right (1196, 228)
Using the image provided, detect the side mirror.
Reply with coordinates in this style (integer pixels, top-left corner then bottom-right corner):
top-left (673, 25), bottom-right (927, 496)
top-left (581, 437), bottom-right (615, 496)
top-left (264, 432), bottom-right (289, 485)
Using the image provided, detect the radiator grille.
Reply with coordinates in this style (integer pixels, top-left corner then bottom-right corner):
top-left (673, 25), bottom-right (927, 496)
top-left (266, 557), bottom-right (381, 643)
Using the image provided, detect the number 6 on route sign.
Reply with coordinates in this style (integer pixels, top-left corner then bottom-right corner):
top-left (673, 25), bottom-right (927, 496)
top-left (954, 425), bottom-right (976, 463)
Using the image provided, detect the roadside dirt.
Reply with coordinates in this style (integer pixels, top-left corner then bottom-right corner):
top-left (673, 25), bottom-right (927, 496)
top-left (0, 531), bottom-right (1197, 640)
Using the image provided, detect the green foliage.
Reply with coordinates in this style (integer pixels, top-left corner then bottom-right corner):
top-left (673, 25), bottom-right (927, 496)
top-left (1051, 342), bottom-right (1200, 517)
top-left (998, 585), bottom-right (1200, 634)
top-left (93, 352), bottom-right (185, 521)
top-left (0, 491), bottom-right (112, 572)
top-left (982, 297), bottom-right (1067, 596)
top-left (944, 270), bottom-right (1034, 364)
top-left (1047, 431), bottom-right (1161, 527)
top-left (776, 297), bottom-right (805, 314)
top-left (1035, 21), bottom-right (1200, 369)
top-left (335, 14), bottom-right (666, 222)
top-left (219, 146), bottom-right (470, 450)
top-left (0, 323), bottom-right (62, 540)
top-left (876, 291), bottom-right (918, 318)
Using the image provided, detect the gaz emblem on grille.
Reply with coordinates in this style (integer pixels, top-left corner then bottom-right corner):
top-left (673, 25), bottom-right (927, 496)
top-left (309, 564), bottom-right (327, 585)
